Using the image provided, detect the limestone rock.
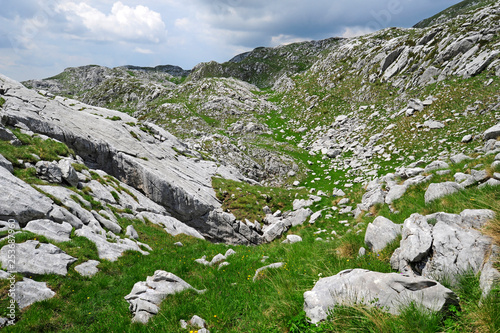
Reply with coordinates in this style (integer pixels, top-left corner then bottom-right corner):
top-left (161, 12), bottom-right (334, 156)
top-left (0, 154), bottom-right (13, 173)
top-left (253, 262), bottom-right (284, 282)
top-left (282, 235), bottom-right (303, 244)
top-left (75, 225), bottom-right (149, 261)
top-left (24, 219), bottom-right (73, 242)
top-left (58, 159), bottom-right (79, 187)
top-left (385, 185), bottom-right (407, 204)
top-left (48, 205), bottom-right (83, 229)
top-left (484, 123), bottom-right (500, 140)
top-left (391, 210), bottom-right (498, 292)
top-left (74, 260), bottom-right (100, 277)
top-left (303, 269), bottom-right (459, 324)
top-left (424, 182), bottom-right (461, 204)
top-left (35, 161), bottom-right (63, 183)
top-left (364, 216), bottom-right (401, 252)
top-left (0, 240), bottom-right (76, 275)
top-left (126, 225), bottom-right (139, 239)
top-left (0, 167), bottom-right (53, 225)
top-left (125, 270), bottom-right (199, 324)
top-left (14, 278), bottom-right (56, 309)
top-left (137, 212), bottom-right (204, 240)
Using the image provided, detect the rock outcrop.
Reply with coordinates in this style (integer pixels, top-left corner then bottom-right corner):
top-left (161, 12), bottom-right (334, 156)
top-left (304, 269), bottom-right (459, 324)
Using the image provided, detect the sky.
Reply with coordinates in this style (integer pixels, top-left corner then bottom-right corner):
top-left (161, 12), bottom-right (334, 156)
top-left (0, 0), bottom-right (463, 81)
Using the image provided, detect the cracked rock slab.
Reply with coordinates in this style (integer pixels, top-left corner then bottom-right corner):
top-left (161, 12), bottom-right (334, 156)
top-left (0, 240), bottom-right (76, 276)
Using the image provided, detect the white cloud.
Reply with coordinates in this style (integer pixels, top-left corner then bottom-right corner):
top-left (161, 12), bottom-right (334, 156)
top-left (341, 26), bottom-right (374, 38)
top-left (56, 1), bottom-right (167, 43)
top-left (134, 47), bottom-right (153, 54)
top-left (270, 34), bottom-right (309, 47)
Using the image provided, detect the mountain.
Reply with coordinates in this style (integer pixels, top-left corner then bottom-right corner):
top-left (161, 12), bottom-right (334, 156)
top-left (1, 0), bottom-right (499, 331)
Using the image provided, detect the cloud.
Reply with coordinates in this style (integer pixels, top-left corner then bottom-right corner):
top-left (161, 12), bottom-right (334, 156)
top-left (134, 47), bottom-right (153, 54)
top-left (56, 1), bottom-right (167, 43)
top-left (341, 26), bottom-right (375, 38)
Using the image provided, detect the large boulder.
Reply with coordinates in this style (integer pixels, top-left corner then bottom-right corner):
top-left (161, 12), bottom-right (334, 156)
top-left (0, 240), bottom-right (76, 275)
top-left (303, 269), bottom-right (459, 324)
top-left (484, 123), bottom-right (500, 140)
top-left (0, 167), bottom-right (53, 225)
top-left (391, 211), bottom-right (498, 293)
top-left (364, 216), bottom-right (402, 252)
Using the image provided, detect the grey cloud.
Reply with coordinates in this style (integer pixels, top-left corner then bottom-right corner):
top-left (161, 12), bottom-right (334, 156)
top-left (193, 0), bottom-right (462, 47)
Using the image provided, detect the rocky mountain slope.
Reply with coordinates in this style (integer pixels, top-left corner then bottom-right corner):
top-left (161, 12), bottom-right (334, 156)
top-left (0, 0), bottom-right (499, 331)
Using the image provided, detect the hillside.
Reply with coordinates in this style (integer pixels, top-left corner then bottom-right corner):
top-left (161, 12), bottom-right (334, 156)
top-left (0, 0), bottom-right (499, 332)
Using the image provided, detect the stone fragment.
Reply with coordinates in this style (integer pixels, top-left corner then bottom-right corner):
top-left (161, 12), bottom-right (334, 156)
top-left (126, 225), bottom-right (139, 239)
top-left (14, 278), bottom-right (56, 309)
top-left (74, 260), bottom-right (100, 277)
top-left (253, 263), bottom-right (284, 282)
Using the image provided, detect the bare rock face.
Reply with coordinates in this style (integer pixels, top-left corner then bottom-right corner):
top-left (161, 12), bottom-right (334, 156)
top-left (304, 269), bottom-right (459, 324)
top-left (0, 74), bottom-right (258, 245)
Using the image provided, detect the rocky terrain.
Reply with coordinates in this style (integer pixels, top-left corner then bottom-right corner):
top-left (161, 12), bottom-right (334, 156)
top-left (0, 0), bottom-right (499, 332)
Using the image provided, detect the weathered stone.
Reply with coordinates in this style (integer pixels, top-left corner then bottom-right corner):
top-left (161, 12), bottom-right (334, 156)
top-left (35, 161), bottom-right (63, 183)
top-left (424, 182), bottom-right (461, 204)
top-left (253, 262), bottom-right (284, 282)
top-left (303, 269), bottom-right (459, 324)
top-left (385, 185), bottom-right (407, 204)
top-left (293, 199), bottom-right (313, 210)
top-left (126, 225), bottom-right (139, 239)
top-left (74, 260), bottom-right (100, 277)
top-left (450, 153), bottom-right (471, 164)
top-left (14, 278), bottom-right (56, 309)
top-left (425, 160), bottom-right (449, 172)
top-left (48, 205), bottom-right (84, 229)
top-left (0, 240), bottom-right (76, 275)
top-left (392, 214), bottom-right (433, 273)
top-left (86, 180), bottom-right (116, 204)
top-left (0, 167), bottom-right (53, 225)
top-left (137, 212), bottom-right (204, 240)
top-left (282, 235), bottom-right (303, 244)
top-left (58, 159), bottom-right (79, 187)
top-left (24, 219), bottom-right (73, 242)
top-left (75, 225), bottom-right (149, 261)
top-left (364, 216), bottom-right (401, 252)
top-left (125, 271), bottom-right (199, 324)
top-left (0, 154), bottom-right (13, 173)
top-left (459, 209), bottom-right (495, 229)
top-left (285, 208), bottom-right (313, 227)
top-left (92, 210), bottom-right (122, 234)
top-left (484, 123), bottom-right (500, 140)
top-left (423, 120), bottom-right (445, 129)
top-left (361, 188), bottom-right (386, 209)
